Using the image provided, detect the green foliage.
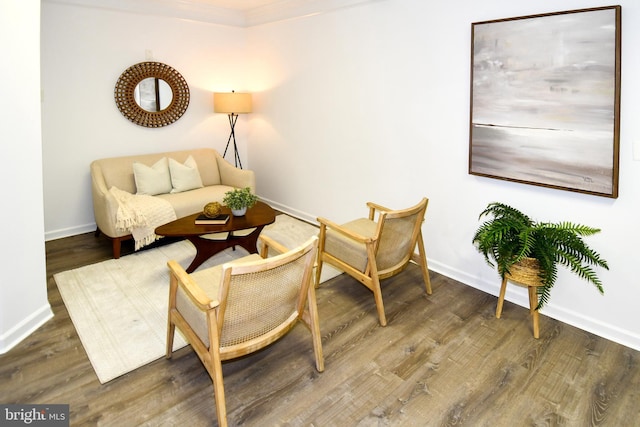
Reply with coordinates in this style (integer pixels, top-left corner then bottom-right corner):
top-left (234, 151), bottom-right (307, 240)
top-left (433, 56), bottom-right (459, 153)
top-left (223, 187), bottom-right (258, 210)
top-left (472, 202), bottom-right (608, 309)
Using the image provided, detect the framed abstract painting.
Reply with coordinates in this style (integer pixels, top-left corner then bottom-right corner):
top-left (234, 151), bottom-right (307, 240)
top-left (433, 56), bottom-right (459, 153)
top-left (469, 6), bottom-right (621, 198)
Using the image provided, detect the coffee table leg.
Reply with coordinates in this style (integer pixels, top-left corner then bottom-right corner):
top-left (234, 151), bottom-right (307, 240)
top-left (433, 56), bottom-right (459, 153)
top-left (185, 237), bottom-right (231, 273)
top-left (184, 226), bottom-right (266, 273)
top-left (230, 226), bottom-right (264, 255)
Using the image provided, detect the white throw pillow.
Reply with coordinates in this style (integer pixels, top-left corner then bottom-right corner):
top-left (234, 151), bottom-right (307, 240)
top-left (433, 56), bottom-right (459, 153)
top-left (133, 157), bottom-right (172, 195)
top-left (169, 155), bottom-right (204, 193)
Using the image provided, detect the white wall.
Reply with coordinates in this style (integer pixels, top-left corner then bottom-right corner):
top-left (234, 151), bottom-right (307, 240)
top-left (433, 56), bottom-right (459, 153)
top-left (246, 0), bottom-right (640, 350)
top-left (0, 0), bottom-right (53, 354)
top-left (41, 2), bottom-right (250, 239)
top-left (40, 0), bottom-right (640, 351)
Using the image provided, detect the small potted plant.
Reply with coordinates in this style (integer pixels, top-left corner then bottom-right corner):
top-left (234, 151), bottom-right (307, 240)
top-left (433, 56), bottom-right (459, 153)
top-left (472, 202), bottom-right (608, 309)
top-left (223, 187), bottom-right (258, 216)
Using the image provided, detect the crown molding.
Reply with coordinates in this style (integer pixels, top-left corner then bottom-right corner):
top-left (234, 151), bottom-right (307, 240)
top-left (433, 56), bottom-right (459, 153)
top-left (245, 0), bottom-right (383, 26)
top-left (43, 0), bottom-right (246, 27)
top-left (43, 0), bottom-right (384, 27)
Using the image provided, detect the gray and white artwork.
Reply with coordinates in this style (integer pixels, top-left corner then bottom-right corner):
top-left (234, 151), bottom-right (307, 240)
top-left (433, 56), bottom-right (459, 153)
top-left (469, 7), bottom-right (620, 197)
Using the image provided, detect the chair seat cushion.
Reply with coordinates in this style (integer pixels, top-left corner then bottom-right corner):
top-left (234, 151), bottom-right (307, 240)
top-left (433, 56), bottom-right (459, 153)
top-left (325, 218), bottom-right (376, 272)
top-left (176, 253), bottom-right (263, 347)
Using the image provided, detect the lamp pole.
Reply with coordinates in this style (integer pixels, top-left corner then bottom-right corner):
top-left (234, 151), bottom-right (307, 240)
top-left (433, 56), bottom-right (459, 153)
top-left (223, 113), bottom-right (242, 169)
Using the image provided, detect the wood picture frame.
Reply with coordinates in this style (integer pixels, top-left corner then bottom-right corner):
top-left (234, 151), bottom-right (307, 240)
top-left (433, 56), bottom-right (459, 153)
top-left (469, 6), bottom-right (621, 198)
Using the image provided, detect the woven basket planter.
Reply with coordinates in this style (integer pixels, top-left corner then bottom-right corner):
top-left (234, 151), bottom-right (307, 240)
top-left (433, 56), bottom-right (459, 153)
top-left (505, 257), bottom-right (544, 288)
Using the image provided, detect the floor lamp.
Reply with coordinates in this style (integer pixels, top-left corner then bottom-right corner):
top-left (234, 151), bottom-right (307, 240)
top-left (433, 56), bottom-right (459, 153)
top-left (213, 91), bottom-right (252, 169)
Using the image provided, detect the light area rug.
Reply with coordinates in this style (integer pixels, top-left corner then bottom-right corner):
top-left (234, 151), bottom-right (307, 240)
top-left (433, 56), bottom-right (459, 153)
top-left (54, 215), bottom-right (341, 384)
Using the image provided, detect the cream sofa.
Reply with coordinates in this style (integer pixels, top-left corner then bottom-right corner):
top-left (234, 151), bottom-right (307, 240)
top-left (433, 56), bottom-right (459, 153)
top-left (90, 148), bottom-right (255, 258)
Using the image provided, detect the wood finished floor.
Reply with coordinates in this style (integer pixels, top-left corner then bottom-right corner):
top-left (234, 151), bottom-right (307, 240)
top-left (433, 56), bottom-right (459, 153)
top-left (0, 231), bottom-right (638, 426)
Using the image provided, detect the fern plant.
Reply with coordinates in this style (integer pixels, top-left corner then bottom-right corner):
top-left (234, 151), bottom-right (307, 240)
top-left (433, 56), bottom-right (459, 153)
top-left (472, 202), bottom-right (608, 309)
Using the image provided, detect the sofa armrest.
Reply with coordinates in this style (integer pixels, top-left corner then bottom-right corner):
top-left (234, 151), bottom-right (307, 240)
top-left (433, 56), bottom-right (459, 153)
top-left (215, 152), bottom-right (256, 192)
top-left (90, 161), bottom-right (123, 238)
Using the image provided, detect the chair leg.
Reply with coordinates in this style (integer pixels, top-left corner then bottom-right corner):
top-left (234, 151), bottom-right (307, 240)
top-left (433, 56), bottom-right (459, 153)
top-left (363, 242), bottom-right (387, 326)
top-left (315, 255), bottom-right (324, 289)
top-left (528, 286), bottom-right (540, 339)
top-left (205, 329), bottom-right (229, 427)
top-left (315, 225), bottom-right (326, 289)
top-left (414, 233), bottom-right (432, 295)
top-left (371, 275), bottom-right (387, 327)
top-left (212, 363), bottom-right (228, 427)
top-left (496, 277), bottom-right (508, 318)
top-left (306, 286), bottom-right (325, 372)
top-left (166, 318), bottom-right (175, 359)
top-left (166, 275), bottom-right (178, 358)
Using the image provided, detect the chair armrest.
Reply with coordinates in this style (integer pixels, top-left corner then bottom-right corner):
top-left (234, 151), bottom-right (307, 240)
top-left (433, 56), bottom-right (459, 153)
top-left (366, 201), bottom-right (393, 220)
top-left (167, 260), bottom-right (220, 310)
top-left (259, 234), bottom-right (290, 258)
top-left (317, 217), bottom-right (374, 244)
top-left (215, 153), bottom-right (256, 192)
top-left (366, 201), bottom-right (393, 212)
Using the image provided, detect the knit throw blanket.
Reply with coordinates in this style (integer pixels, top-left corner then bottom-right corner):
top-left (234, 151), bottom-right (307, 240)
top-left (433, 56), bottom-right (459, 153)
top-left (109, 187), bottom-right (177, 250)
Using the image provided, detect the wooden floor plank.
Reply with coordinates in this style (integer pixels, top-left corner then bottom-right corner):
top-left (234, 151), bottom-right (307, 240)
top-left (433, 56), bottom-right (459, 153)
top-left (0, 231), bottom-right (638, 426)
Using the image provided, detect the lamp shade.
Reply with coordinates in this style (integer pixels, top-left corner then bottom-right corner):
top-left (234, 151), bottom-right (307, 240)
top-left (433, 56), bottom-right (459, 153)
top-left (213, 91), bottom-right (252, 114)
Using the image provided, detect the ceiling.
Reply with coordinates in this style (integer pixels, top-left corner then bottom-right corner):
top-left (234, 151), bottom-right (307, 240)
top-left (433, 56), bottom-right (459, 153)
top-left (196, 0), bottom-right (285, 11)
top-left (46, 0), bottom-right (377, 27)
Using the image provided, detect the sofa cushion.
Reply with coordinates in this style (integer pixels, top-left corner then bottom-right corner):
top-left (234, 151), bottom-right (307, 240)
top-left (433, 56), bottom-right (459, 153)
top-left (169, 155), bottom-right (204, 193)
top-left (157, 185), bottom-right (237, 218)
top-left (133, 157), bottom-right (172, 195)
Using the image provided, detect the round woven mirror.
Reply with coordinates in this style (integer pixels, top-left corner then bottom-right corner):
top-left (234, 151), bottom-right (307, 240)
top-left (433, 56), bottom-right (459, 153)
top-left (114, 61), bottom-right (190, 128)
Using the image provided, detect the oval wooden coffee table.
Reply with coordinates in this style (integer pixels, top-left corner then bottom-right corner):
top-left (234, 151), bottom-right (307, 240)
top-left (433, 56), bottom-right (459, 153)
top-left (155, 201), bottom-right (276, 273)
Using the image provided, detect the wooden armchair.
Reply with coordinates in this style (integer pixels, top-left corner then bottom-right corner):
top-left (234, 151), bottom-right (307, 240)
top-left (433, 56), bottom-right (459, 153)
top-left (166, 235), bottom-right (323, 427)
top-left (316, 198), bottom-right (431, 326)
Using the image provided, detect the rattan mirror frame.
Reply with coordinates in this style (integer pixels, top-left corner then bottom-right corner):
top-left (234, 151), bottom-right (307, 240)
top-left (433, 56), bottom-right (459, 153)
top-left (114, 61), bottom-right (190, 128)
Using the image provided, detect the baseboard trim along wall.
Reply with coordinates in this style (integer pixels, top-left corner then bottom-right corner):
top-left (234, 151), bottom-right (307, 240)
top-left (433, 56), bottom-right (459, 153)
top-left (429, 259), bottom-right (640, 353)
top-left (0, 304), bottom-right (53, 355)
top-left (45, 223), bottom-right (96, 242)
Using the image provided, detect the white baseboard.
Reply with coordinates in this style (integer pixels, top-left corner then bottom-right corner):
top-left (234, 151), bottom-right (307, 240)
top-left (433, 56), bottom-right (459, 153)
top-left (259, 197), bottom-right (319, 225)
top-left (45, 223), bottom-right (96, 241)
top-left (0, 304), bottom-right (54, 355)
top-left (428, 259), bottom-right (640, 352)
